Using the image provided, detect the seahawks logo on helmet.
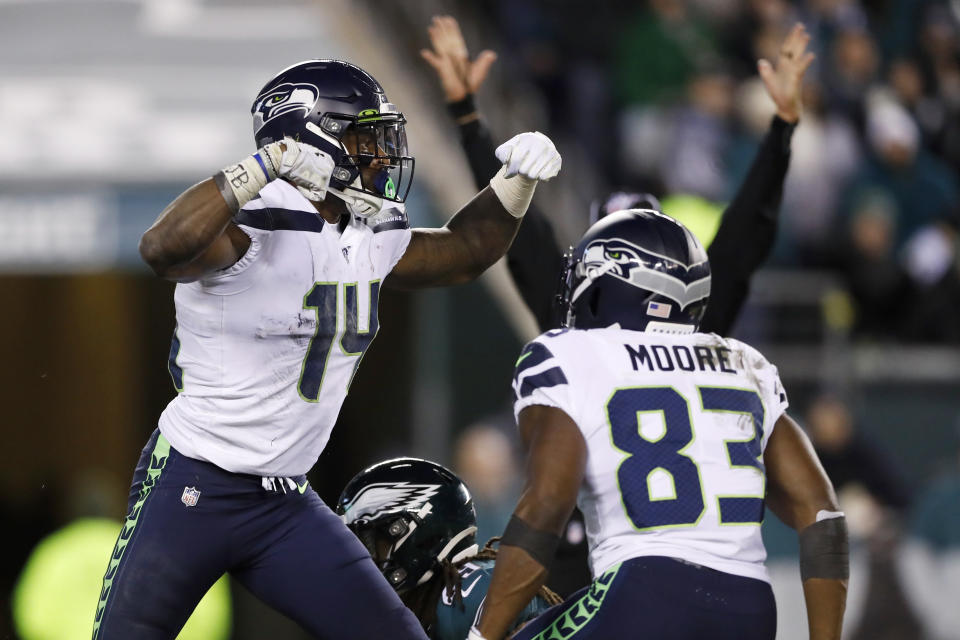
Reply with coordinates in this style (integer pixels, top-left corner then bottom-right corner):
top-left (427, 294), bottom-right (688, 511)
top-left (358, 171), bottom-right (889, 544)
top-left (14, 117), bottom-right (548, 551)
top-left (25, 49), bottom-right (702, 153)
top-left (587, 239), bottom-right (643, 278)
top-left (252, 82), bottom-right (320, 134)
top-left (580, 237), bottom-right (710, 308)
top-left (340, 482), bottom-right (441, 524)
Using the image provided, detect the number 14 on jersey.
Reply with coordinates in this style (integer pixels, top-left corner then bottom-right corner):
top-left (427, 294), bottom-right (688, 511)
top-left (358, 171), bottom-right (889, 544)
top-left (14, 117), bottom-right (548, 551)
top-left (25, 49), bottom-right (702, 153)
top-left (298, 280), bottom-right (380, 402)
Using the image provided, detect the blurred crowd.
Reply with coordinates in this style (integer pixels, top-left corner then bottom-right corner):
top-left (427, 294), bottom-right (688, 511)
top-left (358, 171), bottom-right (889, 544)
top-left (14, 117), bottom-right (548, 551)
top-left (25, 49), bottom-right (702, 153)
top-left (480, 0), bottom-right (960, 343)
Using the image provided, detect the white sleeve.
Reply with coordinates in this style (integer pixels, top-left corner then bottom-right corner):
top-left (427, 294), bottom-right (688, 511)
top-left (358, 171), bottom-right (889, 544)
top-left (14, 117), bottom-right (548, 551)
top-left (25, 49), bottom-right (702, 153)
top-left (380, 227), bottom-right (412, 276)
top-left (366, 204), bottom-right (412, 277)
top-left (735, 341), bottom-right (789, 418)
top-left (512, 337), bottom-right (575, 423)
top-left (750, 347), bottom-right (789, 446)
top-left (762, 360), bottom-right (789, 425)
top-left (197, 223), bottom-right (270, 296)
top-left (731, 340), bottom-right (789, 446)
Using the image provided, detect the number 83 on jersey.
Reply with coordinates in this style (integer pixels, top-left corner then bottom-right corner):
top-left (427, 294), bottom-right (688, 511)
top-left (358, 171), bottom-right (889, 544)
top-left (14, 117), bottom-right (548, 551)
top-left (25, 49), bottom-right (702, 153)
top-left (607, 385), bottom-right (766, 530)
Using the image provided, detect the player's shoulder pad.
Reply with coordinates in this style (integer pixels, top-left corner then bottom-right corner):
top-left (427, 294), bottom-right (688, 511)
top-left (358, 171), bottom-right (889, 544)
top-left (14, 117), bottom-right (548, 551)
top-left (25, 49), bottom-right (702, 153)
top-left (512, 331), bottom-right (572, 401)
top-left (721, 336), bottom-right (776, 373)
top-left (720, 336), bottom-right (788, 409)
top-left (233, 180), bottom-right (325, 233)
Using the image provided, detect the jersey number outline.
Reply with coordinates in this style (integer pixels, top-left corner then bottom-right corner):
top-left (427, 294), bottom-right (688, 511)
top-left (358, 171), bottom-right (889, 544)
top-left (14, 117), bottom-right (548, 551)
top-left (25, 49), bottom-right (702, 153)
top-left (297, 280), bottom-right (380, 402)
top-left (607, 386), bottom-right (765, 531)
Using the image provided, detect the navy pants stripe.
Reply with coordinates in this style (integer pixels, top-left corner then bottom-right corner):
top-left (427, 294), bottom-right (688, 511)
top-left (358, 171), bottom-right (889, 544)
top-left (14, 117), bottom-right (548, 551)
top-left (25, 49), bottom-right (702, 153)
top-left (93, 430), bottom-right (427, 640)
top-left (514, 556), bottom-right (777, 640)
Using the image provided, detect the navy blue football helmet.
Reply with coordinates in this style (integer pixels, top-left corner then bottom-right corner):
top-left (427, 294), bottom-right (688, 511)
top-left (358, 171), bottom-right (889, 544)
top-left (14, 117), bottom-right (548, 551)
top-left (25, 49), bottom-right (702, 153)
top-left (557, 209), bottom-right (711, 332)
top-left (251, 59), bottom-right (414, 214)
top-left (337, 458), bottom-right (478, 594)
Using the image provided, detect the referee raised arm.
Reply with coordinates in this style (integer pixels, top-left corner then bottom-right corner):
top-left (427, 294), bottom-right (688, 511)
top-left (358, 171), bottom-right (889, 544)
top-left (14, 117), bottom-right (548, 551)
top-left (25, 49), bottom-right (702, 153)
top-left (421, 16), bottom-right (814, 337)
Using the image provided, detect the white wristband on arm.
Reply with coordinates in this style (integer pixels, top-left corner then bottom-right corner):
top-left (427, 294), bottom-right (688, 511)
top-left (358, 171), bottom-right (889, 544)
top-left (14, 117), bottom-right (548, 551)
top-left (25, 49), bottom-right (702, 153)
top-left (214, 149), bottom-right (278, 214)
top-left (489, 166), bottom-right (537, 219)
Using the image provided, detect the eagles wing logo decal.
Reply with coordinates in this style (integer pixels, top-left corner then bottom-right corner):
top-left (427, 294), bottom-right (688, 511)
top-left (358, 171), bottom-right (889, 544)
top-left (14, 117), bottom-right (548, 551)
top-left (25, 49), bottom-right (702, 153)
top-left (342, 482), bottom-right (441, 524)
top-left (253, 82), bottom-right (320, 132)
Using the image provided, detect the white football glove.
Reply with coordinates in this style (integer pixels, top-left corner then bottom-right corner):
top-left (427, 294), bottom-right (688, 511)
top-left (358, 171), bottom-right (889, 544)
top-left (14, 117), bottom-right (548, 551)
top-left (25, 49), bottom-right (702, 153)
top-left (216, 137), bottom-right (336, 211)
top-left (494, 131), bottom-right (561, 181)
top-left (261, 137), bottom-right (336, 203)
top-left (489, 131), bottom-right (561, 218)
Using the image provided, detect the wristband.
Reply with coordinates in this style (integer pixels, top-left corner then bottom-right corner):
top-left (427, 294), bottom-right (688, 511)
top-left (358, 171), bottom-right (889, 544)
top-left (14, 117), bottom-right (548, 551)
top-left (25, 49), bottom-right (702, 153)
top-left (214, 150), bottom-right (277, 214)
top-left (489, 165), bottom-right (537, 219)
top-left (799, 513), bottom-right (849, 581)
top-left (448, 94), bottom-right (479, 124)
top-left (500, 515), bottom-right (560, 568)
top-left (770, 115), bottom-right (797, 153)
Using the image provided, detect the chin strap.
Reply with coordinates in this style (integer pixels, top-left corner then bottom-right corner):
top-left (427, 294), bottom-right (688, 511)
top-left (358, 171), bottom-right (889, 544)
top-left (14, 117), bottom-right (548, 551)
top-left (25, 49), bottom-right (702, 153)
top-left (326, 183), bottom-right (385, 218)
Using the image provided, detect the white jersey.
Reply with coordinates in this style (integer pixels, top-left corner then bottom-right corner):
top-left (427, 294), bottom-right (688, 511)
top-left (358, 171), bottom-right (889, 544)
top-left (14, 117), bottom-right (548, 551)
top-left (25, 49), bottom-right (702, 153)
top-left (512, 328), bottom-right (789, 583)
top-left (158, 180), bottom-right (411, 476)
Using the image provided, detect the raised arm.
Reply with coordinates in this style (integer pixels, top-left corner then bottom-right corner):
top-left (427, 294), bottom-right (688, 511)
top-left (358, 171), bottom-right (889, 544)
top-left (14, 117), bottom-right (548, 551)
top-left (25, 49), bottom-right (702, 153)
top-left (700, 23), bottom-right (813, 334)
top-left (138, 139), bottom-right (334, 282)
top-left (386, 132), bottom-right (561, 289)
top-left (420, 15), bottom-right (564, 326)
top-left (764, 414), bottom-right (848, 640)
top-left (471, 405), bottom-right (587, 640)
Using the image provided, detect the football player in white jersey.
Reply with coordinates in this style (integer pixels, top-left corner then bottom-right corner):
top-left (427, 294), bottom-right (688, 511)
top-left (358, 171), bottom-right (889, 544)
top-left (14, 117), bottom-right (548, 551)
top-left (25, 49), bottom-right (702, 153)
top-left (470, 210), bottom-right (848, 640)
top-left (93, 60), bottom-right (560, 639)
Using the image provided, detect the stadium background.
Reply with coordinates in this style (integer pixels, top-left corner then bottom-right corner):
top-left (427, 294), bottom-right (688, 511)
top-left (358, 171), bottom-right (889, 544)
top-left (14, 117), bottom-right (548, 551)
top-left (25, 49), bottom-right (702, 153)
top-left (1, 0), bottom-right (958, 638)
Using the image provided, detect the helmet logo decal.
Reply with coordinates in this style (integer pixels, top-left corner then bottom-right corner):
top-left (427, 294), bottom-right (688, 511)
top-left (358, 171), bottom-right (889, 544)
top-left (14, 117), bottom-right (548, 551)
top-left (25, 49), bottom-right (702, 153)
top-left (342, 482), bottom-right (441, 523)
top-left (356, 108), bottom-right (382, 123)
top-left (581, 238), bottom-right (710, 308)
top-left (598, 240), bottom-right (642, 278)
top-left (252, 82), bottom-right (320, 132)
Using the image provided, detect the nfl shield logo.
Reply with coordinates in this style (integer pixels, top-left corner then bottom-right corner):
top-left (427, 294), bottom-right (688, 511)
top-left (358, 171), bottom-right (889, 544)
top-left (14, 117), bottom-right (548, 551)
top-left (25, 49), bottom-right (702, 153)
top-left (181, 486), bottom-right (201, 507)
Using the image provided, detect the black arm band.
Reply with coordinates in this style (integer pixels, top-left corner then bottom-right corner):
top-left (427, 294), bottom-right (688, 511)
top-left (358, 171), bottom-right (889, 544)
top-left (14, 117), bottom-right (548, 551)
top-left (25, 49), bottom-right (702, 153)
top-left (501, 515), bottom-right (560, 569)
top-left (447, 94), bottom-right (478, 121)
top-left (799, 516), bottom-right (849, 581)
top-left (769, 115), bottom-right (797, 155)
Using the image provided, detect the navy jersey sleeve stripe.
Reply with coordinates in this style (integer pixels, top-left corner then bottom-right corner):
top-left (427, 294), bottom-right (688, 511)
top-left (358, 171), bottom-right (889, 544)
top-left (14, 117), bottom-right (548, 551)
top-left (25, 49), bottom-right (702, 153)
top-left (364, 206), bottom-right (410, 233)
top-left (513, 342), bottom-right (556, 383)
top-left (516, 366), bottom-right (568, 399)
top-left (235, 207), bottom-right (325, 233)
top-left (368, 219), bottom-right (409, 233)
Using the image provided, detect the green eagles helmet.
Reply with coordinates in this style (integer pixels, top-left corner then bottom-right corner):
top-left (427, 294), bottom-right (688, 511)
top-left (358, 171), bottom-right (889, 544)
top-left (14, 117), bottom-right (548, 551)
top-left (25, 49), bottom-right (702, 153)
top-left (337, 457), bottom-right (478, 593)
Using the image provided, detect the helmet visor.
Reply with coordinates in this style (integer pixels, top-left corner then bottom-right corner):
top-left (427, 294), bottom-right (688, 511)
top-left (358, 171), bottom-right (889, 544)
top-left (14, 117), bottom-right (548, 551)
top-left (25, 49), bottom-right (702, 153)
top-left (339, 117), bottom-right (414, 203)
